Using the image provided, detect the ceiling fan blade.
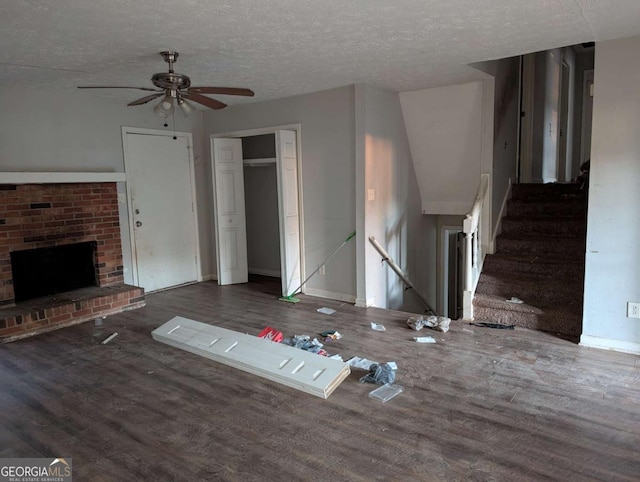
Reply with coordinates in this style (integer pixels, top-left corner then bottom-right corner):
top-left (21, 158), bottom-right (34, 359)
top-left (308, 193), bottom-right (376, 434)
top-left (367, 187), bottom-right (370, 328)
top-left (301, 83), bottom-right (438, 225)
top-left (183, 93), bottom-right (227, 110)
top-left (77, 86), bottom-right (161, 92)
top-left (188, 87), bottom-right (254, 97)
top-left (127, 93), bottom-right (164, 106)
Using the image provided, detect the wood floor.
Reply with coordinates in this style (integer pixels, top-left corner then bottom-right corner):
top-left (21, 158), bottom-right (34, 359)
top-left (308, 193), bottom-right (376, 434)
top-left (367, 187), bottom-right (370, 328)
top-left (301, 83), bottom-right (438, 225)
top-left (1, 277), bottom-right (639, 481)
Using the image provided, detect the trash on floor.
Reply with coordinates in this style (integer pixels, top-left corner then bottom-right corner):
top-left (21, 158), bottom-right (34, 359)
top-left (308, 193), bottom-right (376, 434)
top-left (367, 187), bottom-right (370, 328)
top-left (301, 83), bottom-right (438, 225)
top-left (317, 307), bottom-right (337, 315)
top-left (413, 336), bottom-right (436, 343)
top-left (258, 326), bottom-right (284, 342)
top-left (462, 328), bottom-right (475, 334)
top-left (346, 356), bottom-right (378, 370)
top-left (407, 315), bottom-right (451, 333)
top-left (101, 332), bottom-right (118, 345)
top-left (369, 383), bottom-right (404, 402)
top-left (329, 354), bottom-right (344, 362)
top-left (506, 297), bottom-right (524, 304)
top-left (320, 330), bottom-right (342, 342)
top-left (470, 322), bottom-right (515, 330)
top-left (282, 334), bottom-right (328, 355)
top-left (370, 322), bottom-right (386, 331)
top-left (359, 362), bottom-right (397, 385)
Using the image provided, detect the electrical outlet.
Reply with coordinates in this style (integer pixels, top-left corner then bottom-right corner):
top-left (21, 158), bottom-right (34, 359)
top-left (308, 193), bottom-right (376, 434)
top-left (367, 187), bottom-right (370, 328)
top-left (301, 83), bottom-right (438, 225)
top-left (319, 264), bottom-right (325, 276)
top-left (627, 302), bottom-right (640, 319)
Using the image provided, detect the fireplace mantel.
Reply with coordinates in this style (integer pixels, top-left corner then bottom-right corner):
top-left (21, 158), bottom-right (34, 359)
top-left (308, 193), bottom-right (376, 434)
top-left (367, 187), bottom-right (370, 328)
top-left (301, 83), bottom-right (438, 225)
top-left (0, 172), bottom-right (126, 184)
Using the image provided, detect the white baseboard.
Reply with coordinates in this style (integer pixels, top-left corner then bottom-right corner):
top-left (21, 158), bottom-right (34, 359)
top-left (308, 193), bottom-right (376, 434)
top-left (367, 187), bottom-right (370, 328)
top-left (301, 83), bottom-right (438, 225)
top-left (304, 287), bottom-right (356, 304)
top-left (355, 297), bottom-right (376, 308)
top-left (248, 267), bottom-right (281, 278)
top-left (579, 334), bottom-right (640, 355)
top-left (201, 273), bottom-right (217, 282)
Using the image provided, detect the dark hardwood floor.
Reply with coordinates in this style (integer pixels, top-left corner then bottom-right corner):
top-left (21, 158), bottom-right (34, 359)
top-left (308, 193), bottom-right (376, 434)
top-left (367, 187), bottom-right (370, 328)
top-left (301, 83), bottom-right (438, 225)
top-left (1, 277), bottom-right (639, 481)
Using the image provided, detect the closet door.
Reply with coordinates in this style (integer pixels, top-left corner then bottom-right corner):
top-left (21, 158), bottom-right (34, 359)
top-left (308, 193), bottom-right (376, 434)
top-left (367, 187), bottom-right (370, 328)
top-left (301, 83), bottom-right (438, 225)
top-left (212, 138), bottom-right (248, 285)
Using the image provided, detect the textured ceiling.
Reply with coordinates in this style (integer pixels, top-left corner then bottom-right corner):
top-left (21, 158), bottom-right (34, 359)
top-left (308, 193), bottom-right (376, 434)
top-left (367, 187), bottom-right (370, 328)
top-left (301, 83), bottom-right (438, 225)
top-left (1, 0), bottom-right (640, 106)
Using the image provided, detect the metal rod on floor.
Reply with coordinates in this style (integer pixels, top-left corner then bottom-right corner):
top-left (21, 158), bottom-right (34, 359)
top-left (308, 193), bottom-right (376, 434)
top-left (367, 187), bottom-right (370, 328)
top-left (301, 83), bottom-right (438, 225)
top-left (368, 236), bottom-right (436, 315)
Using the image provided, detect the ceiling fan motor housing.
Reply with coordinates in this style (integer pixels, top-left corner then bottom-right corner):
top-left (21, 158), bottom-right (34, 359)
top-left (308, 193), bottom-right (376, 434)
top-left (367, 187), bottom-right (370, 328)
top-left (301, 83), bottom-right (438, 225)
top-left (151, 72), bottom-right (191, 90)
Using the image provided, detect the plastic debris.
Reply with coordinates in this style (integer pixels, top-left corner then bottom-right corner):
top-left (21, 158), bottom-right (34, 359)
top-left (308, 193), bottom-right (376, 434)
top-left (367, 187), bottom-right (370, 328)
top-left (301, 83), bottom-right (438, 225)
top-left (359, 362), bottom-right (397, 385)
top-left (470, 322), bottom-right (515, 330)
top-left (329, 354), bottom-right (344, 362)
top-left (317, 307), bottom-right (336, 315)
top-left (407, 315), bottom-right (451, 333)
top-left (369, 383), bottom-right (404, 402)
top-left (370, 322), bottom-right (386, 332)
top-left (413, 336), bottom-right (436, 343)
top-left (462, 328), bottom-right (475, 334)
top-left (101, 332), bottom-right (118, 345)
top-left (258, 326), bottom-right (284, 342)
top-left (320, 330), bottom-right (342, 342)
top-left (506, 297), bottom-right (524, 304)
top-left (346, 356), bottom-right (378, 370)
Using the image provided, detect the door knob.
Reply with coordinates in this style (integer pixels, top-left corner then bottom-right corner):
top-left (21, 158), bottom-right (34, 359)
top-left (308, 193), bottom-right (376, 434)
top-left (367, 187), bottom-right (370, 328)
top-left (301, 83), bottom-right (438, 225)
top-left (136, 221), bottom-right (142, 227)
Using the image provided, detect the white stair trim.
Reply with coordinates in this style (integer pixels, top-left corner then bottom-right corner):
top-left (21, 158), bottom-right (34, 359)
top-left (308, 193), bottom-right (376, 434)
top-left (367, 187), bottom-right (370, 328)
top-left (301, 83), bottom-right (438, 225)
top-left (152, 316), bottom-right (350, 398)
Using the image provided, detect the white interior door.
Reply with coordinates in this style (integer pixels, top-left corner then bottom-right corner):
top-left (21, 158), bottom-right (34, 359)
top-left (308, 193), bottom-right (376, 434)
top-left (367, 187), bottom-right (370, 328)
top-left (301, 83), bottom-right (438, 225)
top-left (276, 130), bottom-right (301, 296)
top-left (212, 138), bottom-right (248, 285)
top-left (124, 131), bottom-right (199, 292)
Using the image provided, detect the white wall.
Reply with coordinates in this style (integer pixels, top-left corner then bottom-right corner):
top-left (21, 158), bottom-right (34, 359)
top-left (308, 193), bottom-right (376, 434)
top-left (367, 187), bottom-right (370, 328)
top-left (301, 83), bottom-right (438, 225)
top-left (204, 86), bottom-right (357, 300)
top-left (581, 35), bottom-right (640, 354)
top-left (355, 84), bottom-right (436, 312)
top-left (400, 82), bottom-right (485, 215)
top-left (0, 86), bottom-right (211, 285)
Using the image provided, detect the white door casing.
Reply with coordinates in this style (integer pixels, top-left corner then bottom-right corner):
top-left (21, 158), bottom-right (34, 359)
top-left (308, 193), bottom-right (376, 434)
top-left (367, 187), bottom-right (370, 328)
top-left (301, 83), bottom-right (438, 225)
top-left (276, 130), bottom-right (301, 296)
top-left (212, 138), bottom-right (248, 285)
top-left (123, 129), bottom-right (200, 292)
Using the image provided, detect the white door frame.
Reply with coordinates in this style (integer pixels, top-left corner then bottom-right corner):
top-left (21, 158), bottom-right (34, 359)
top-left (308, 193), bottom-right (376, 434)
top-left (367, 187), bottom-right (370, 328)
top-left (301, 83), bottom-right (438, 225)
top-left (210, 124), bottom-right (305, 290)
top-left (122, 126), bottom-right (202, 287)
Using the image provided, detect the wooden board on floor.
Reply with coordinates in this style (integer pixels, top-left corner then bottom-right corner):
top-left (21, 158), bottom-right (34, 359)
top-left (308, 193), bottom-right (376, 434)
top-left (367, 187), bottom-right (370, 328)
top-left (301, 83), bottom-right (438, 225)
top-left (151, 316), bottom-right (350, 399)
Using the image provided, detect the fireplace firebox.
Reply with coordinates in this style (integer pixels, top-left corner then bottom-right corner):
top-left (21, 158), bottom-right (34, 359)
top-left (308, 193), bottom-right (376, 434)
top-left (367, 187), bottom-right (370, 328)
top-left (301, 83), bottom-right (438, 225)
top-left (10, 241), bottom-right (98, 303)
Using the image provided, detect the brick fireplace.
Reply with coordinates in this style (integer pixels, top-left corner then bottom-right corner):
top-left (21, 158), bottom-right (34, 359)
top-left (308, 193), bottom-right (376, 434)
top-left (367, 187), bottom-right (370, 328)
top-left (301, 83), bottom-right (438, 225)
top-left (0, 181), bottom-right (145, 342)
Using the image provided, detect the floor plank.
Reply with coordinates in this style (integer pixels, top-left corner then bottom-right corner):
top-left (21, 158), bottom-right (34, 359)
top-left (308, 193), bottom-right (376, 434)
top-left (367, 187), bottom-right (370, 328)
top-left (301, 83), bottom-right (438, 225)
top-left (1, 277), bottom-right (639, 481)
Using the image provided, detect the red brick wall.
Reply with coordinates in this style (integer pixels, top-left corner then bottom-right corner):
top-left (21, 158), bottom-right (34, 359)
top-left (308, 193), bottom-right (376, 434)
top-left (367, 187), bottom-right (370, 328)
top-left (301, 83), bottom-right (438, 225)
top-left (0, 183), bottom-right (124, 304)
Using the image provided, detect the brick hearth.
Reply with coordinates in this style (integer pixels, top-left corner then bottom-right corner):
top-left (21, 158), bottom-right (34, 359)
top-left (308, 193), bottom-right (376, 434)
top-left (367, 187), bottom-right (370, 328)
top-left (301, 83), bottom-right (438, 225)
top-left (0, 182), bottom-right (145, 341)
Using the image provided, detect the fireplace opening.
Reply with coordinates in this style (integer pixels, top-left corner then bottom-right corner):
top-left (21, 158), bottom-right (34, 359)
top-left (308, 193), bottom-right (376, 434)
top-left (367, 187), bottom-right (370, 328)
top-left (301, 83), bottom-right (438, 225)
top-left (10, 241), bottom-right (98, 303)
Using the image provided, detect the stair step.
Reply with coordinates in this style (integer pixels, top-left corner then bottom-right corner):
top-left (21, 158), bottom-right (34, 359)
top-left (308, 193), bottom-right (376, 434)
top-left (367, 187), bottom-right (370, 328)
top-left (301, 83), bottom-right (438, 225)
top-left (496, 234), bottom-right (585, 260)
top-left (475, 273), bottom-right (583, 307)
top-left (473, 293), bottom-right (582, 337)
top-left (511, 183), bottom-right (584, 201)
top-left (507, 199), bottom-right (586, 217)
top-left (501, 216), bottom-right (586, 237)
top-left (481, 255), bottom-right (585, 280)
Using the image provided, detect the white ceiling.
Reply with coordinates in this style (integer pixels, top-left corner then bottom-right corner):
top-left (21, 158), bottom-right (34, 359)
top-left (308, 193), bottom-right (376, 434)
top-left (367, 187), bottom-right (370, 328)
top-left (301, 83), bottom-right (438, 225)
top-left (2, 0), bottom-right (640, 107)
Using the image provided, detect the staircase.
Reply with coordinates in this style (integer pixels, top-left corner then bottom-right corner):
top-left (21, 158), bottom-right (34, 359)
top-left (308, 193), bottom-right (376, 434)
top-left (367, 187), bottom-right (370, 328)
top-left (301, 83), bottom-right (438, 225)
top-left (473, 183), bottom-right (587, 339)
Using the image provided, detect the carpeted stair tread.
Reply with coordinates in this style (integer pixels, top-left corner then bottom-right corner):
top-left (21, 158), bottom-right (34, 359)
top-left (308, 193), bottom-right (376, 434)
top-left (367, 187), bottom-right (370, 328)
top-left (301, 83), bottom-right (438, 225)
top-left (501, 216), bottom-right (586, 237)
top-left (496, 234), bottom-right (585, 259)
top-left (475, 274), bottom-right (583, 308)
top-left (481, 255), bottom-right (585, 279)
top-left (473, 293), bottom-right (582, 337)
top-left (507, 199), bottom-right (586, 217)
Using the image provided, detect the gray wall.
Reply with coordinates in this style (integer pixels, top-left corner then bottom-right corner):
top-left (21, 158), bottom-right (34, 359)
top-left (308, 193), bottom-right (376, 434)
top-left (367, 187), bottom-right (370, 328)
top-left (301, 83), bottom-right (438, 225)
top-left (244, 164), bottom-right (281, 276)
top-left (0, 85), bottom-right (211, 284)
top-left (356, 84), bottom-right (436, 312)
top-left (204, 86), bottom-right (357, 300)
top-left (581, 35), bottom-right (640, 353)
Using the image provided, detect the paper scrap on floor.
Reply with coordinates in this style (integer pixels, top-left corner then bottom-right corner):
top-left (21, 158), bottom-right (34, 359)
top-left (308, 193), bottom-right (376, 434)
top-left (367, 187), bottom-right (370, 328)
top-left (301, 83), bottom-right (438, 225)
top-left (317, 307), bottom-right (336, 315)
top-left (413, 336), bottom-right (436, 343)
top-left (346, 356), bottom-right (379, 370)
top-left (370, 322), bottom-right (386, 331)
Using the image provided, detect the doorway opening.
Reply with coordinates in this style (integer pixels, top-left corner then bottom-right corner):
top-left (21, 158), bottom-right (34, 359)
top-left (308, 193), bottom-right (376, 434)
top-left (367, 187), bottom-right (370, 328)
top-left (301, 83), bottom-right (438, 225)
top-left (211, 126), bottom-right (304, 298)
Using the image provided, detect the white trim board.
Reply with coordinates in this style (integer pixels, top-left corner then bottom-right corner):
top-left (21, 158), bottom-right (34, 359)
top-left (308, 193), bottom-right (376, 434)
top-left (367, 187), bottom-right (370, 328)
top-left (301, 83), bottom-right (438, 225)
top-left (304, 288), bottom-right (356, 304)
top-left (152, 316), bottom-right (350, 399)
top-left (0, 172), bottom-right (126, 184)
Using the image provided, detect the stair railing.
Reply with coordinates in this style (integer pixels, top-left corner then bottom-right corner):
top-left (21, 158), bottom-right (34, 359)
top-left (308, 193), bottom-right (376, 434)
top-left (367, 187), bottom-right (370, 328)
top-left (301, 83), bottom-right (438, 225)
top-left (462, 173), bottom-right (491, 320)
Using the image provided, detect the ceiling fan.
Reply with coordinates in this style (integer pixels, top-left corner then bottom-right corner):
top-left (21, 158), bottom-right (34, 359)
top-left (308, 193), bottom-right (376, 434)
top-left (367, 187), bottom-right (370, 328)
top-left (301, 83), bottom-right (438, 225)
top-left (78, 50), bottom-right (254, 117)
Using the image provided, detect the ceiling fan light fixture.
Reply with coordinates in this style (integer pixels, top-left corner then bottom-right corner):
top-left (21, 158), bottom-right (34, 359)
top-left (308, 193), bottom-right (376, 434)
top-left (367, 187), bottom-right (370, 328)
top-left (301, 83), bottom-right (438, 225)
top-left (177, 97), bottom-right (196, 117)
top-left (154, 96), bottom-right (174, 117)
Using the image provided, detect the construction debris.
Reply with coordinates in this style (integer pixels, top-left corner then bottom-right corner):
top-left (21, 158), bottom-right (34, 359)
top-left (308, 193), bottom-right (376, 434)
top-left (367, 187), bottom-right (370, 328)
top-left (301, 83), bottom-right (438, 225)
top-left (407, 315), bottom-right (451, 333)
top-left (413, 336), bottom-right (436, 343)
top-left (101, 332), bottom-right (118, 345)
top-left (359, 362), bottom-right (397, 385)
top-left (369, 383), bottom-right (404, 402)
top-left (317, 307), bottom-right (336, 315)
top-left (370, 322), bottom-right (386, 332)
